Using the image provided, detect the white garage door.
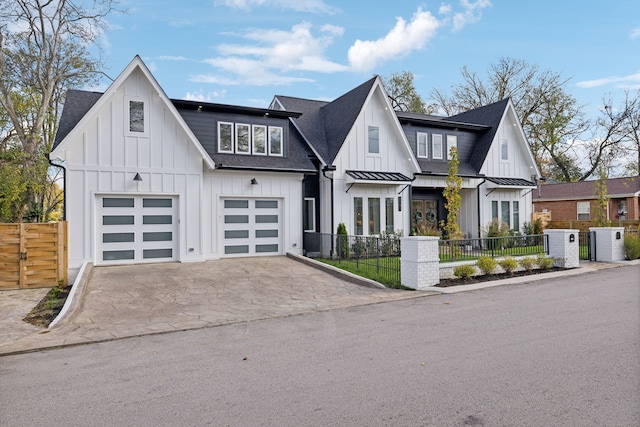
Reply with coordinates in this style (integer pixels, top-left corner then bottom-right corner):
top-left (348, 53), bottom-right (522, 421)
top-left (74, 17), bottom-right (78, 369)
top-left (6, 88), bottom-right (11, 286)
top-left (222, 198), bottom-right (282, 257)
top-left (96, 195), bottom-right (178, 265)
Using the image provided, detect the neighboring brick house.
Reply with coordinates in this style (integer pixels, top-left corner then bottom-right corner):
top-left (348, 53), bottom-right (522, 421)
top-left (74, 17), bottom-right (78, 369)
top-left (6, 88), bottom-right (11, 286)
top-left (532, 177), bottom-right (640, 222)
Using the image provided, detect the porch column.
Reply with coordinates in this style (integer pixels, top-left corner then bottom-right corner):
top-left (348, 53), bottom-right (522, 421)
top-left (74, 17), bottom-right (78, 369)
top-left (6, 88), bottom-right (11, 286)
top-left (589, 227), bottom-right (625, 262)
top-left (543, 229), bottom-right (579, 268)
top-left (401, 236), bottom-right (439, 290)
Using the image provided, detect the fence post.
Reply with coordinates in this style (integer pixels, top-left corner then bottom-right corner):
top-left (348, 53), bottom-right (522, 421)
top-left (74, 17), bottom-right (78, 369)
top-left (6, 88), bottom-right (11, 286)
top-left (588, 227), bottom-right (625, 262)
top-left (400, 236), bottom-right (439, 290)
top-left (543, 229), bottom-right (579, 268)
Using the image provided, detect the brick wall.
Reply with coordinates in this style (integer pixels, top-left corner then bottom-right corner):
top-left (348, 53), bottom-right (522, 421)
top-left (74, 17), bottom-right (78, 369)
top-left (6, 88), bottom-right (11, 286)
top-left (534, 197), bottom-right (639, 222)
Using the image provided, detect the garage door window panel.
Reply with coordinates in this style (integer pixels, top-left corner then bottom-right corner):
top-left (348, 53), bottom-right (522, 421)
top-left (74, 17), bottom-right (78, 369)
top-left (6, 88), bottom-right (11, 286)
top-left (143, 215), bottom-right (172, 225)
top-left (143, 198), bottom-right (172, 208)
top-left (256, 215), bottom-right (278, 223)
top-left (103, 250), bottom-right (135, 261)
top-left (103, 198), bottom-right (134, 208)
top-left (143, 248), bottom-right (173, 259)
top-left (103, 233), bottom-right (135, 243)
top-left (225, 230), bottom-right (249, 239)
top-left (256, 244), bottom-right (278, 253)
top-left (143, 232), bottom-right (172, 242)
top-left (256, 229), bottom-right (278, 238)
top-left (103, 215), bottom-right (134, 225)
top-left (225, 245), bottom-right (249, 254)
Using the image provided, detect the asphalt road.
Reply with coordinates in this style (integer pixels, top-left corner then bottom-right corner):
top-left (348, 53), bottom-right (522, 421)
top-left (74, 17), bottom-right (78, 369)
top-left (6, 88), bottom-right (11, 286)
top-left (1, 265), bottom-right (639, 427)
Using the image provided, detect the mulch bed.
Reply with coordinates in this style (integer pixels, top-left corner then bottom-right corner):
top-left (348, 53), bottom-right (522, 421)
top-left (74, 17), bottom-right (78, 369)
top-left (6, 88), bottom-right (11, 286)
top-left (436, 267), bottom-right (566, 287)
top-left (22, 286), bottom-right (71, 328)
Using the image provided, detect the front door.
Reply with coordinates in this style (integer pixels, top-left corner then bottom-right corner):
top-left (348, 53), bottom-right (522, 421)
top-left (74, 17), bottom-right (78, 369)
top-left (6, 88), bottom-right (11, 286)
top-left (411, 200), bottom-right (438, 234)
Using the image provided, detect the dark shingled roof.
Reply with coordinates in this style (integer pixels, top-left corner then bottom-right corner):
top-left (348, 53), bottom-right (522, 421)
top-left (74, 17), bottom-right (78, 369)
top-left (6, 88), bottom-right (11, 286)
top-left (533, 177), bottom-right (640, 200)
top-left (53, 90), bottom-right (103, 149)
top-left (448, 98), bottom-right (510, 171)
top-left (275, 77), bottom-right (377, 164)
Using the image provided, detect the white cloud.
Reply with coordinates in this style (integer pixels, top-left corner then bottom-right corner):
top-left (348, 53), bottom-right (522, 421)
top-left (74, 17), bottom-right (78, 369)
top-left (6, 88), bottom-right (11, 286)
top-left (576, 72), bottom-right (640, 89)
top-left (451, 0), bottom-right (492, 32)
top-left (631, 27), bottom-right (640, 39)
top-left (196, 21), bottom-right (347, 86)
top-left (158, 56), bottom-right (189, 61)
top-left (216, 0), bottom-right (339, 14)
top-left (184, 90), bottom-right (228, 102)
top-left (347, 8), bottom-right (440, 72)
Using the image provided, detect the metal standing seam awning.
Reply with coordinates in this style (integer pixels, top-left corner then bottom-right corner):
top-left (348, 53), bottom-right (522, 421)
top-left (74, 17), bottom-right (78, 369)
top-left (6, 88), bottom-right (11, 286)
top-left (485, 177), bottom-right (537, 189)
top-left (344, 170), bottom-right (414, 193)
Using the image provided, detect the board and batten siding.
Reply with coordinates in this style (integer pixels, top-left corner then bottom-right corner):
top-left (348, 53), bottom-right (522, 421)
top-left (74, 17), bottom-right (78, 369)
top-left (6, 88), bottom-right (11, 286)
top-left (61, 68), bottom-right (205, 268)
top-left (202, 170), bottom-right (305, 259)
top-left (329, 86), bottom-right (416, 235)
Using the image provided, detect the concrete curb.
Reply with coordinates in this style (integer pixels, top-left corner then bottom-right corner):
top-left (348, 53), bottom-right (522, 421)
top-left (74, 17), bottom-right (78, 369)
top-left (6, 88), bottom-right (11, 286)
top-left (286, 252), bottom-right (388, 289)
top-left (48, 262), bottom-right (93, 329)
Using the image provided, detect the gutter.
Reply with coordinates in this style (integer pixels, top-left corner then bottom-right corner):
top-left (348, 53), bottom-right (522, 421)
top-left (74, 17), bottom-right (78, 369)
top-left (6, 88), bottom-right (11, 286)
top-left (47, 154), bottom-right (66, 220)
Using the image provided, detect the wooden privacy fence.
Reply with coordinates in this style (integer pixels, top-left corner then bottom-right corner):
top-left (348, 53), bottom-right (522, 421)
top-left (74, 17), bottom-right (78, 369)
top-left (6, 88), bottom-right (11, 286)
top-left (0, 222), bottom-right (68, 290)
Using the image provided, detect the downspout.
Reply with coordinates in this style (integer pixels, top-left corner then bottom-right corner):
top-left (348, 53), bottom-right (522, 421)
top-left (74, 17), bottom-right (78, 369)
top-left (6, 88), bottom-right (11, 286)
top-left (47, 154), bottom-right (66, 220)
top-left (476, 177), bottom-right (486, 238)
top-left (322, 165), bottom-right (336, 256)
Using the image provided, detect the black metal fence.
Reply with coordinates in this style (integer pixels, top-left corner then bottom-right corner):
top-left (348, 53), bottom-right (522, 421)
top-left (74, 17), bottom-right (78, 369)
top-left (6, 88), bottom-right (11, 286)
top-left (438, 234), bottom-right (549, 262)
top-left (304, 232), bottom-right (401, 285)
top-left (578, 231), bottom-right (593, 260)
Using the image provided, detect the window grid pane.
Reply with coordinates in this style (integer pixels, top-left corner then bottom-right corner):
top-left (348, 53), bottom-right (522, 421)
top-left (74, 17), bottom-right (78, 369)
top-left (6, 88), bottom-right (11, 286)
top-left (354, 197), bottom-right (363, 235)
top-left (368, 198), bottom-right (380, 235)
top-left (513, 201), bottom-right (519, 232)
top-left (501, 201), bottom-right (510, 228)
top-left (417, 133), bottom-right (427, 158)
top-left (385, 198), bottom-right (394, 233)
top-left (218, 122), bottom-right (233, 152)
top-left (432, 134), bottom-right (443, 159)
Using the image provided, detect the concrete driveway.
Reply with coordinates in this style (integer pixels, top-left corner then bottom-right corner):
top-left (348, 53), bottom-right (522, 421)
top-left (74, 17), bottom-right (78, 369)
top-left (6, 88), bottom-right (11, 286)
top-left (0, 255), bottom-right (429, 355)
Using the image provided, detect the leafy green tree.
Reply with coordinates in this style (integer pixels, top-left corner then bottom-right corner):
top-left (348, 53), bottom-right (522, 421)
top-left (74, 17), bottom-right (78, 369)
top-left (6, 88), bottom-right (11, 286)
top-left (593, 164), bottom-right (611, 227)
top-left (443, 147), bottom-right (463, 240)
top-left (381, 71), bottom-right (436, 114)
top-left (0, 0), bottom-right (120, 222)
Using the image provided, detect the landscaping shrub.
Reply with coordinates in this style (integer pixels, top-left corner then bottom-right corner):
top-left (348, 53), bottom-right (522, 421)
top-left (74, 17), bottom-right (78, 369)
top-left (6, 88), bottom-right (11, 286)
top-left (536, 253), bottom-right (555, 270)
top-left (453, 264), bottom-right (475, 280)
top-left (476, 256), bottom-right (497, 275)
top-left (336, 223), bottom-right (349, 259)
top-left (519, 257), bottom-right (536, 272)
top-left (498, 256), bottom-right (518, 275)
top-left (623, 233), bottom-right (640, 260)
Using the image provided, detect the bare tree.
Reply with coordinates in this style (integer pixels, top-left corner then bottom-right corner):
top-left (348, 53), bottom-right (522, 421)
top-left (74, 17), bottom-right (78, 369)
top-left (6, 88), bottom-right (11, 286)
top-left (0, 0), bottom-right (120, 221)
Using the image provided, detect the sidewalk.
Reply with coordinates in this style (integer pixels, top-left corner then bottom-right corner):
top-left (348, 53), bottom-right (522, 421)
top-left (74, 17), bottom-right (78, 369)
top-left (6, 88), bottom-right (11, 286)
top-left (1, 256), bottom-right (637, 356)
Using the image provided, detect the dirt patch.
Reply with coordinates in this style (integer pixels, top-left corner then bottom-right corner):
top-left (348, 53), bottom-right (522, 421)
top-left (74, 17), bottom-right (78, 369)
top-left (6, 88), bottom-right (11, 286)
top-left (22, 286), bottom-right (71, 328)
top-left (436, 267), bottom-right (566, 287)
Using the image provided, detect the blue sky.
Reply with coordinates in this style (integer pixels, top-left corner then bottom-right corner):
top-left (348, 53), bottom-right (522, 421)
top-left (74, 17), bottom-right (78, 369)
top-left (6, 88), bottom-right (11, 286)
top-left (96, 0), bottom-right (640, 119)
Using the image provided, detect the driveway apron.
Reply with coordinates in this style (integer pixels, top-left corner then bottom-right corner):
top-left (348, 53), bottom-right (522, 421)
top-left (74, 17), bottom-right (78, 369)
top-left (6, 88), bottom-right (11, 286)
top-left (0, 256), bottom-right (426, 354)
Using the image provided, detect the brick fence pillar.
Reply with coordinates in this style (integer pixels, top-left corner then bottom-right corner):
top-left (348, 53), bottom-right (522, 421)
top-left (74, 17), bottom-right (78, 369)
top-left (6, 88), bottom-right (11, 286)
top-left (401, 236), bottom-right (439, 290)
top-left (543, 229), bottom-right (579, 268)
top-left (589, 227), bottom-right (625, 262)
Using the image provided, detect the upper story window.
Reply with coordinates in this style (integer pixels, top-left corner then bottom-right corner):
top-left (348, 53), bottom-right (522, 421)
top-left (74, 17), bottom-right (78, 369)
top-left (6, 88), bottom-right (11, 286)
top-left (447, 135), bottom-right (457, 160)
top-left (417, 132), bottom-right (428, 158)
top-left (218, 122), bottom-right (234, 153)
top-left (432, 134), bottom-right (443, 159)
top-left (368, 126), bottom-right (379, 154)
top-left (126, 97), bottom-right (148, 136)
top-left (269, 127), bottom-right (283, 156)
top-left (218, 121), bottom-right (283, 156)
top-left (253, 125), bottom-right (267, 155)
top-left (500, 139), bottom-right (508, 160)
top-left (236, 124), bottom-right (250, 154)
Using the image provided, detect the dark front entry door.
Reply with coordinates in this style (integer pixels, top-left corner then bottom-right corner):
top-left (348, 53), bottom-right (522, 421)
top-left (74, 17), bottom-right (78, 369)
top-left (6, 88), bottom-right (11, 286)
top-left (411, 200), bottom-right (438, 234)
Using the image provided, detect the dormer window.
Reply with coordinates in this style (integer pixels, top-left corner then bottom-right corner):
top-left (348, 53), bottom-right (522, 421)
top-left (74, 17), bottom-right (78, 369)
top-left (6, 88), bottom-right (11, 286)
top-left (447, 135), bottom-right (457, 160)
top-left (218, 122), bottom-right (234, 153)
top-left (432, 134), bottom-right (443, 159)
top-left (417, 132), bottom-right (428, 158)
top-left (269, 127), bottom-right (283, 156)
top-left (236, 124), bottom-right (250, 154)
top-left (253, 125), bottom-right (267, 155)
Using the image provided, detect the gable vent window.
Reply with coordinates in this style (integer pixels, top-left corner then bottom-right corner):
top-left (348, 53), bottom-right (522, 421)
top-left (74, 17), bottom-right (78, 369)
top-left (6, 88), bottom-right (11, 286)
top-left (126, 97), bottom-right (148, 136)
top-left (368, 126), bottom-right (380, 154)
top-left (501, 139), bottom-right (508, 160)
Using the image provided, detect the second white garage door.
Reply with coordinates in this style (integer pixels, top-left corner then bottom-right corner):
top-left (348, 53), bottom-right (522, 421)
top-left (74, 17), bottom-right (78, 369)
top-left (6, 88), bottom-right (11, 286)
top-left (222, 198), bottom-right (282, 257)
